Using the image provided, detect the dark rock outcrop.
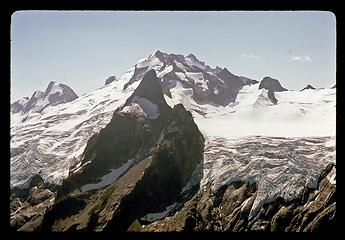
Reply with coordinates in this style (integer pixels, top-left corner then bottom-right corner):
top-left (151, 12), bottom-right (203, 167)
top-left (301, 85), bottom-right (316, 91)
top-left (239, 76), bottom-right (259, 85)
top-left (10, 174), bottom-right (55, 231)
top-left (267, 89), bottom-right (278, 105)
top-left (215, 68), bottom-right (245, 103)
top-left (104, 76), bottom-right (118, 85)
top-left (259, 77), bottom-right (287, 92)
top-left (259, 77), bottom-right (287, 105)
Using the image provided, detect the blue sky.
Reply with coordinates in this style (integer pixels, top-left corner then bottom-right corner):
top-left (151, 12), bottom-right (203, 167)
top-left (11, 11), bottom-right (336, 101)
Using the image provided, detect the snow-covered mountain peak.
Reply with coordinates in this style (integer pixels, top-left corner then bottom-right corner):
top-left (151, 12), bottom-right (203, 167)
top-left (11, 81), bottom-right (78, 114)
top-left (43, 81), bottom-right (78, 106)
top-left (44, 81), bottom-right (63, 97)
top-left (185, 53), bottom-right (206, 66)
top-left (219, 67), bottom-right (236, 77)
top-left (150, 49), bottom-right (165, 59)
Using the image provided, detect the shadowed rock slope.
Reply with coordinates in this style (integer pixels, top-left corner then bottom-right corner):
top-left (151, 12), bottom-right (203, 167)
top-left (38, 70), bottom-right (205, 231)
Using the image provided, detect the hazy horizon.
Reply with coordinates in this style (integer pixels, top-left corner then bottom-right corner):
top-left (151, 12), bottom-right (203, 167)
top-left (11, 11), bottom-right (336, 101)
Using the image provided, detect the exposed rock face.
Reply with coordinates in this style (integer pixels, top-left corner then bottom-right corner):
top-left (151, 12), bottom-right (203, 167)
top-left (239, 76), bottom-right (259, 85)
top-left (104, 76), bottom-right (118, 85)
top-left (10, 174), bottom-right (55, 231)
top-left (267, 89), bottom-right (278, 105)
top-left (142, 164), bottom-right (335, 232)
top-left (40, 70), bottom-right (205, 231)
top-left (103, 103), bottom-right (204, 231)
top-left (258, 77), bottom-right (287, 105)
top-left (211, 68), bottom-right (245, 104)
top-left (301, 85), bottom-right (316, 91)
top-left (259, 77), bottom-right (288, 92)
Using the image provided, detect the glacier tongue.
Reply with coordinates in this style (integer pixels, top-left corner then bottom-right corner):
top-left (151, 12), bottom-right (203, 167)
top-left (201, 136), bottom-right (336, 218)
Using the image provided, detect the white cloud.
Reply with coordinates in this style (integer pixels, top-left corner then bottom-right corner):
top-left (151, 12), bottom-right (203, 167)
top-left (242, 53), bottom-right (259, 59)
top-left (290, 55), bottom-right (312, 63)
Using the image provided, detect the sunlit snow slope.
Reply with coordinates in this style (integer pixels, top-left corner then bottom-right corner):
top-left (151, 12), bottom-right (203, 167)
top-left (174, 84), bottom-right (336, 138)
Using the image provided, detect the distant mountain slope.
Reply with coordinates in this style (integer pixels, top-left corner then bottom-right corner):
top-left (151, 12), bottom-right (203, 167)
top-left (11, 81), bottom-right (78, 114)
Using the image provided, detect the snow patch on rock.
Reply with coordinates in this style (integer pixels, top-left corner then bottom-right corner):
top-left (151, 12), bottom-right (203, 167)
top-left (123, 96), bottom-right (160, 119)
top-left (141, 202), bottom-right (177, 222)
top-left (80, 159), bottom-right (134, 192)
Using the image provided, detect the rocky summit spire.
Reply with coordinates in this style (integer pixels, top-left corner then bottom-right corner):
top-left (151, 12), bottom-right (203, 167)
top-left (129, 69), bottom-right (170, 116)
